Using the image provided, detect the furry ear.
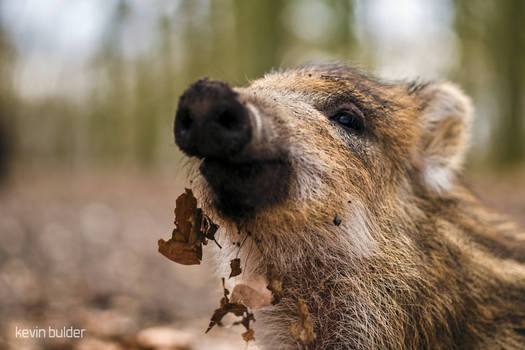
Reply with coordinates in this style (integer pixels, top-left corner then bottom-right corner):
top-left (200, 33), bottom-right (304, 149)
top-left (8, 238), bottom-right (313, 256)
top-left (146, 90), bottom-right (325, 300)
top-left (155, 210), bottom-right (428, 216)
top-left (415, 82), bottom-right (473, 193)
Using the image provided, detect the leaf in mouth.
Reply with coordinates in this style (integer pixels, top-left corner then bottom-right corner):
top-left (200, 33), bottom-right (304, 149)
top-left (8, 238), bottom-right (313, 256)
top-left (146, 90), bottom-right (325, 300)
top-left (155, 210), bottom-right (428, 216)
top-left (159, 190), bottom-right (260, 342)
top-left (158, 188), bottom-right (220, 265)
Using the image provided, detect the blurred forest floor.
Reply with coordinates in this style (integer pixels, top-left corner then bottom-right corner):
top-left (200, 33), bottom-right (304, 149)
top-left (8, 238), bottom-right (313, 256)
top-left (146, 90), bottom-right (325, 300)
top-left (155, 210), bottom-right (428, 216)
top-left (0, 166), bottom-right (524, 350)
top-left (0, 168), bottom-right (258, 350)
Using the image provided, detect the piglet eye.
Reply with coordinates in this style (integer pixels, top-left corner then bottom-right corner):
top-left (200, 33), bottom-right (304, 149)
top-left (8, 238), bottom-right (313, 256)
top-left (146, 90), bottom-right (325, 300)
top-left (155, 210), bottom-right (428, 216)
top-left (332, 110), bottom-right (365, 134)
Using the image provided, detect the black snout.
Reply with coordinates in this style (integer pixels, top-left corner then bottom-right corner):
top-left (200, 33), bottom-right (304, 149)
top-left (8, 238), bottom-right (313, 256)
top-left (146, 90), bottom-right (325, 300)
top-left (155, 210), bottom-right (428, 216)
top-left (174, 78), bottom-right (252, 159)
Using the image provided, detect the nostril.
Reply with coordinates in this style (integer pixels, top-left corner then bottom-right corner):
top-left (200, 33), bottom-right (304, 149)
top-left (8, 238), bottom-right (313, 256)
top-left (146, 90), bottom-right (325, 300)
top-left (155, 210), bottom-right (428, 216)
top-left (216, 108), bottom-right (240, 130)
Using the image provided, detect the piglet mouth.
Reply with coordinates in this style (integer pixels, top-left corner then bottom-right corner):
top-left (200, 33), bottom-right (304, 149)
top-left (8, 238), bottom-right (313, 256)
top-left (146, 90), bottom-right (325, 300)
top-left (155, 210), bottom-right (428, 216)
top-left (199, 157), bottom-right (291, 218)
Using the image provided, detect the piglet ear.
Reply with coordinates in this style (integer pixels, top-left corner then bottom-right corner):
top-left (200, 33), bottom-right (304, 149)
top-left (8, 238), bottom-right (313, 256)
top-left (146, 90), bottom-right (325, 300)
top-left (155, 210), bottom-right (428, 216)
top-left (415, 82), bottom-right (473, 194)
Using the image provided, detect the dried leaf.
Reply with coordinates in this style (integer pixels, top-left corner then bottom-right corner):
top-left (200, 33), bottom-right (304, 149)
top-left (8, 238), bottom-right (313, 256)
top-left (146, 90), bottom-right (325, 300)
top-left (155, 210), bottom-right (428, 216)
top-left (206, 278), bottom-right (248, 333)
top-left (202, 215), bottom-right (221, 248)
top-left (242, 329), bottom-right (255, 342)
top-left (229, 258), bottom-right (242, 278)
top-left (158, 189), bottom-right (220, 265)
top-left (233, 310), bottom-right (255, 330)
top-left (207, 279), bottom-right (257, 344)
top-left (234, 310), bottom-right (256, 343)
top-left (266, 264), bottom-right (284, 305)
top-left (290, 298), bottom-right (316, 346)
top-left (206, 299), bottom-right (247, 333)
top-left (230, 274), bottom-right (272, 309)
top-left (158, 238), bottom-right (202, 265)
top-left (175, 188), bottom-right (202, 246)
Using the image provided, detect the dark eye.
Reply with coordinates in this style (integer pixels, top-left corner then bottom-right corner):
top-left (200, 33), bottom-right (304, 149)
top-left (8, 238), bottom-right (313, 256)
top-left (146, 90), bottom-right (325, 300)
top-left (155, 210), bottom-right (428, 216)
top-left (332, 109), bottom-right (365, 134)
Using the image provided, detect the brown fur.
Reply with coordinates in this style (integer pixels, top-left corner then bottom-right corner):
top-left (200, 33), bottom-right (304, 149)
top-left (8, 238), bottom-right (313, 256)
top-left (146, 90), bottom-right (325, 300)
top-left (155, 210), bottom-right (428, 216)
top-left (180, 64), bottom-right (525, 349)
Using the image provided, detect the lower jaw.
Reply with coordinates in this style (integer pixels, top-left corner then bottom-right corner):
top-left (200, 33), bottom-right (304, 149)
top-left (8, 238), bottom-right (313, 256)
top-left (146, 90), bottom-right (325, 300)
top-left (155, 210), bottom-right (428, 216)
top-left (199, 157), bottom-right (290, 219)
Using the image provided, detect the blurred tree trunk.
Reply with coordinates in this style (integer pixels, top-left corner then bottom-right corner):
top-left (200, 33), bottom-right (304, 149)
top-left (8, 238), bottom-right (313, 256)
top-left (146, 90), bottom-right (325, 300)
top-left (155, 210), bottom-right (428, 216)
top-left (491, 0), bottom-right (525, 165)
top-left (0, 24), bottom-right (16, 181)
top-left (89, 0), bottom-right (133, 164)
top-left (328, 0), bottom-right (356, 58)
top-left (455, 0), bottom-right (525, 166)
top-left (232, 0), bottom-right (288, 79)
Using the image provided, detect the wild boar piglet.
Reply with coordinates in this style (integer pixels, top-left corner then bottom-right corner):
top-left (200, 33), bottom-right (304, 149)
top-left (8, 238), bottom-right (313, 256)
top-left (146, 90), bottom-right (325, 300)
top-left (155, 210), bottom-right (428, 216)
top-left (174, 64), bottom-right (525, 350)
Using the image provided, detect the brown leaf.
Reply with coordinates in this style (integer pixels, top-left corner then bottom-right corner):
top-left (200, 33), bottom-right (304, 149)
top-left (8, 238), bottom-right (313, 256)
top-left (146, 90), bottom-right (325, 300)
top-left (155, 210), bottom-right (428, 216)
top-left (230, 274), bottom-right (272, 309)
top-left (206, 278), bottom-right (248, 333)
top-left (266, 264), bottom-right (284, 304)
top-left (175, 188), bottom-right (202, 246)
top-left (207, 279), bottom-right (258, 344)
top-left (202, 215), bottom-right (221, 248)
top-left (158, 238), bottom-right (202, 265)
top-left (290, 298), bottom-right (316, 346)
top-left (233, 310), bottom-right (256, 343)
top-left (233, 310), bottom-right (255, 330)
top-left (229, 258), bottom-right (242, 278)
top-left (206, 299), bottom-right (247, 333)
top-left (241, 329), bottom-right (255, 342)
top-left (158, 189), bottom-right (220, 265)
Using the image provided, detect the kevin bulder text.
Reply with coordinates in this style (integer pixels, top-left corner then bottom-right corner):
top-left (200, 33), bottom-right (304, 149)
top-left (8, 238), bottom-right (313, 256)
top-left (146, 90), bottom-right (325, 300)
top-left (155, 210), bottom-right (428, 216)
top-left (15, 326), bottom-right (86, 339)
